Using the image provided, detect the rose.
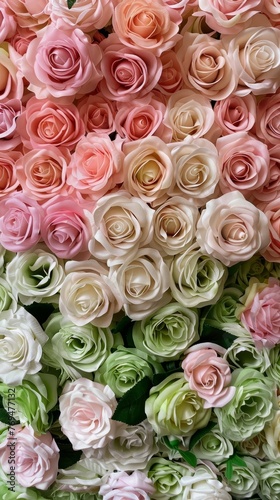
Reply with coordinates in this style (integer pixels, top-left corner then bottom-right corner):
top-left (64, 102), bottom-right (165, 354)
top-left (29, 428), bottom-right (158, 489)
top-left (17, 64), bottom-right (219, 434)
top-left (0, 43), bottom-right (23, 102)
top-left (219, 456), bottom-right (260, 499)
top-left (132, 302), bottom-right (199, 362)
top-left (145, 372), bottom-right (211, 437)
top-left (0, 99), bottom-right (22, 150)
top-left (89, 191), bottom-right (154, 264)
top-left (6, 247), bottom-right (65, 306)
top-left (261, 198), bottom-right (280, 262)
top-left (95, 346), bottom-right (156, 398)
top-left (177, 32), bottom-right (237, 100)
top-left (164, 89), bottom-right (214, 141)
top-left (214, 94), bottom-right (256, 135)
top-left (201, 287), bottom-right (243, 330)
top-left (196, 191), bottom-right (270, 266)
top-left (217, 132), bottom-right (270, 196)
top-left (77, 93), bottom-right (116, 135)
top-left (0, 425), bottom-right (59, 490)
top-left (262, 0), bottom-right (280, 24)
top-left (224, 329), bottom-right (270, 372)
top-left (152, 196), bottom-right (199, 255)
top-left (0, 480), bottom-right (46, 500)
top-left (231, 254), bottom-right (280, 290)
top-left (155, 50), bottom-right (183, 95)
top-left (59, 378), bottom-right (118, 451)
top-left (234, 433), bottom-right (266, 460)
top-left (47, 0), bottom-right (113, 31)
top-left (5, 0), bottom-right (49, 31)
top-left (168, 137), bottom-right (219, 205)
top-left (15, 146), bottom-right (70, 201)
top-left (260, 460), bottom-right (280, 500)
top-left (267, 345), bottom-right (280, 388)
top-left (227, 26), bottom-right (280, 95)
top-left (99, 34), bottom-right (162, 102)
top-left (53, 457), bottom-right (109, 494)
top-left (180, 464), bottom-right (232, 500)
top-left (182, 344), bottom-right (235, 408)
top-left (215, 368), bottom-right (277, 441)
top-left (0, 276), bottom-right (17, 313)
top-left (66, 134), bottom-right (124, 201)
top-left (196, 0), bottom-right (262, 34)
top-left (99, 471), bottom-right (155, 500)
top-left (254, 91), bottom-right (280, 145)
top-left (254, 144), bottom-right (280, 203)
top-left (169, 246), bottom-right (228, 308)
top-left (109, 247), bottom-right (170, 320)
top-left (0, 151), bottom-right (20, 199)
top-left (0, 193), bottom-right (43, 252)
top-left (19, 25), bottom-right (102, 100)
top-left (0, 373), bottom-right (57, 433)
top-left (146, 457), bottom-right (191, 499)
top-left (16, 97), bottom-right (85, 151)
top-left (8, 26), bottom-right (36, 56)
top-left (0, 2), bottom-right (17, 43)
top-left (123, 136), bottom-right (174, 206)
top-left (263, 406), bottom-right (280, 460)
top-left (112, 0), bottom-right (180, 56)
top-left (59, 260), bottom-right (122, 328)
top-left (191, 427), bottom-right (234, 464)
top-left (41, 195), bottom-right (92, 260)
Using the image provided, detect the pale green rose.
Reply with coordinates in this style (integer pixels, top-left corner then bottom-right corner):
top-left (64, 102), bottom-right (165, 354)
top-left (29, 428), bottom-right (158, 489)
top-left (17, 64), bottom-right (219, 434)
top-left (145, 372), bottom-right (211, 437)
top-left (224, 332), bottom-right (270, 372)
top-left (180, 464), bottom-right (232, 500)
top-left (95, 346), bottom-right (160, 398)
top-left (0, 275), bottom-right (17, 313)
top-left (169, 246), bottom-right (228, 308)
top-left (200, 287), bottom-right (242, 332)
top-left (219, 456), bottom-right (260, 499)
top-left (0, 373), bottom-right (57, 433)
top-left (54, 458), bottom-right (109, 494)
top-left (132, 303), bottom-right (199, 362)
top-left (227, 254), bottom-right (280, 290)
top-left (6, 247), bottom-right (65, 305)
top-left (263, 404), bottom-right (280, 460)
top-left (191, 427), bottom-right (233, 465)
top-left (215, 368), bottom-right (277, 442)
top-left (260, 460), bottom-right (280, 500)
top-left (266, 345), bottom-right (280, 386)
top-left (0, 476), bottom-right (47, 499)
top-left (146, 457), bottom-right (191, 500)
top-left (42, 313), bottom-right (114, 385)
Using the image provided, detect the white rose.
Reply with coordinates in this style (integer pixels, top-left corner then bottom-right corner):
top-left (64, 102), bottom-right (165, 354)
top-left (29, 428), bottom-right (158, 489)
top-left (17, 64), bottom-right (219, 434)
top-left (47, 0), bottom-right (113, 31)
top-left (181, 464), bottom-right (232, 500)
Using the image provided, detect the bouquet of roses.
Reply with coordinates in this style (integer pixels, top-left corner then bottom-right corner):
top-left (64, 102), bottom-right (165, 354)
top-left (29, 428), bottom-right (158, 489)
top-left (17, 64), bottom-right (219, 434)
top-left (0, 0), bottom-right (279, 498)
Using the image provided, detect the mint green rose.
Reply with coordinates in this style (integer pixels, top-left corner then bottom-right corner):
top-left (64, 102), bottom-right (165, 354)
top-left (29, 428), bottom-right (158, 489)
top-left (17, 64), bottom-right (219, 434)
top-left (219, 456), bottom-right (260, 498)
top-left (227, 255), bottom-right (280, 290)
top-left (191, 427), bottom-right (233, 465)
top-left (0, 276), bottom-right (17, 313)
top-left (146, 457), bottom-right (191, 499)
top-left (200, 287), bottom-right (242, 332)
top-left (215, 368), bottom-right (277, 442)
top-left (145, 372), bottom-right (211, 437)
top-left (266, 345), bottom-right (280, 386)
top-left (224, 332), bottom-right (270, 372)
top-left (260, 460), bottom-right (280, 500)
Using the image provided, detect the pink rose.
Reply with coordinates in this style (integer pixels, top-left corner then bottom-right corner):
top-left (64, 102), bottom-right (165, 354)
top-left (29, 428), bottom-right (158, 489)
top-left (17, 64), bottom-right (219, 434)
top-left (0, 2), bottom-right (17, 43)
top-left (214, 95), bottom-right (256, 135)
top-left (112, 0), bottom-right (181, 55)
top-left (254, 91), bottom-right (280, 146)
top-left (0, 150), bottom-right (21, 199)
top-left (0, 98), bottom-right (22, 150)
top-left (16, 97), bottom-right (85, 151)
top-left (0, 193), bottom-right (42, 252)
top-left (66, 134), bottom-right (124, 201)
top-left (47, 0), bottom-right (113, 31)
top-left (182, 344), bottom-right (235, 408)
top-left (99, 34), bottom-right (162, 102)
top-left (0, 43), bottom-right (23, 102)
top-left (77, 93), bottom-right (116, 135)
top-left (100, 471), bottom-right (155, 500)
top-left (217, 132), bottom-right (270, 198)
top-left (5, 0), bottom-right (49, 31)
top-left (254, 145), bottom-right (280, 203)
top-left (41, 195), bottom-right (92, 260)
top-left (196, 0), bottom-right (262, 34)
top-left (240, 278), bottom-right (280, 348)
top-left (59, 378), bottom-right (118, 451)
top-left (19, 25), bottom-right (102, 100)
top-left (155, 50), bottom-right (183, 96)
top-left (261, 198), bottom-right (280, 262)
top-left (0, 425), bottom-right (59, 489)
top-left (8, 26), bottom-right (37, 56)
top-left (262, 0), bottom-right (280, 25)
top-left (15, 146), bottom-right (70, 201)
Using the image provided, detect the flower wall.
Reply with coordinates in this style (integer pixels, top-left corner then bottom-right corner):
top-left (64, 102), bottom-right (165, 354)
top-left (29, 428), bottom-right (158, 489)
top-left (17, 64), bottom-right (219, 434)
top-left (0, 0), bottom-right (279, 499)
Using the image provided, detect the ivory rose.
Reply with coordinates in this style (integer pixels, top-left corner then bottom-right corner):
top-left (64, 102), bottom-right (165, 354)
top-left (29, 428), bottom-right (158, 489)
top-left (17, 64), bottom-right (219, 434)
top-left (214, 94), bottom-right (256, 135)
top-left (196, 0), bottom-right (262, 34)
top-left (196, 191), bottom-right (270, 266)
top-left (47, 0), bottom-right (114, 31)
top-left (261, 199), bottom-right (280, 262)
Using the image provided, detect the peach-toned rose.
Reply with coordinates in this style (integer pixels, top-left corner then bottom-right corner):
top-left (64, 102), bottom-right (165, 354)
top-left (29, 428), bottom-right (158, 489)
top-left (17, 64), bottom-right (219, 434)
top-left (262, 0), bottom-right (280, 25)
top-left (0, 192), bottom-right (43, 252)
top-left (99, 34), bottom-right (162, 102)
top-left (182, 344), bottom-right (235, 408)
top-left (261, 199), bottom-right (280, 262)
top-left (47, 0), bottom-right (113, 31)
top-left (217, 132), bottom-right (270, 198)
top-left (0, 150), bottom-right (21, 199)
top-left (0, 2), bottom-right (17, 43)
top-left (177, 32), bottom-right (237, 100)
top-left (155, 50), bottom-right (183, 95)
top-left (214, 94), bottom-right (256, 135)
top-left (123, 136), bottom-right (174, 206)
top-left (0, 43), bottom-right (23, 102)
top-left (41, 195), bottom-right (92, 260)
top-left (0, 98), bottom-right (22, 150)
top-left (16, 97), bottom-right (85, 151)
top-left (196, 191), bottom-right (270, 266)
top-left (163, 89), bottom-right (214, 142)
top-left (15, 147), bottom-right (70, 201)
top-left (77, 93), bottom-right (116, 136)
top-left (196, 0), bottom-right (262, 34)
top-left (112, 0), bottom-right (181, 56)
top-left (5, 0), bottom-right (49, 31)
top-left (254, 91), bottom-right (280, 146)
top-left (254, 145), bottom-right (280, 203)
top-left (66, 134), bottom-right (124, 201)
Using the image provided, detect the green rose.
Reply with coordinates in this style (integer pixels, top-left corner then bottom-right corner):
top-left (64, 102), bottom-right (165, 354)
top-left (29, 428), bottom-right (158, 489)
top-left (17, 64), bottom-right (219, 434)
top-left (260, 460), bottom-right (280, 500)
top-left (219, 456), bottom-right (260, 498)
top-left (200, 287), bottom-right (242, 332)
top-left (145, 372), bottom-right (211, 437)
top-left (227, 255), bottom-right (280, 290)
top-left (54, 458), bottom-right (108, 495)
top-left (146, 457), bottom-right (191, 499)
top-left (132, 302), bottom-right (199, 362)
top-left (191, 427), bottom-right (233, 465)
top-left (234, 432), bottom-right (266, 460)
top-left (0, 276), bottom-right (17, 313)
top-left (266, 345), bottom-right (280, 386)
top-left (215, 368), bottom-right (277, 442)
top-left (224, 332), bottom-right (270, 372)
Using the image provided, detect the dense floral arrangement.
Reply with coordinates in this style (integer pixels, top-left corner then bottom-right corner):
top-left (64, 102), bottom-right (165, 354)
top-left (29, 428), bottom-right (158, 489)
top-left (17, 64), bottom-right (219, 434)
top-left (0, 0), bottom-right (279, 498)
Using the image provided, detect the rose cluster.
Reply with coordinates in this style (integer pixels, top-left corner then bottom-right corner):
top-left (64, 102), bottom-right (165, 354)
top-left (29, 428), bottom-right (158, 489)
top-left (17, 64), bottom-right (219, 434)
top-left (0, 0), bottom-right (279, 499)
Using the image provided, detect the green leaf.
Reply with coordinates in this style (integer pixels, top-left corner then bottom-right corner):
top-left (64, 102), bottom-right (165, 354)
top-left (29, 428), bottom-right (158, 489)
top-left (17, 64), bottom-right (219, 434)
top-left (0, 408), bottom-right (19, 426)
top-left (200, 323), bottom-right (235, 349)
top-left (178, 449), bottom-right (197, 467)
top-left (189, 421), bottom-right (216, 450)
top-left (112, 376), bottom-right (153, 425)
top-left (67, 0), bottom-right (77, 8)
top-left (111, 315), bottom-right (132, 334)
top-left (225, 459), bottom-right (233, 481)
top-left (163, 436), bottom-right (180, 450)
top-left (225, 454), bottom-right (247, 481)
top-left (57, 439), bottom-right (82, 469)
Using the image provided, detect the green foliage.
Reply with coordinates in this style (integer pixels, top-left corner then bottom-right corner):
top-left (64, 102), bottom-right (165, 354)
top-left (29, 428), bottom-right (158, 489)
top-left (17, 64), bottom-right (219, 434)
top-left (67, 0), bottom-right (77, 8)
top-left (112, 376), bottom-right (153, 425)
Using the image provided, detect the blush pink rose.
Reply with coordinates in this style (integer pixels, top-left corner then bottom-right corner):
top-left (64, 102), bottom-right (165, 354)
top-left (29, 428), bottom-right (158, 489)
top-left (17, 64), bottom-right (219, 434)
top-left (41, 195), bottom-right (92, 260)
top-left (0, 193), bottom-right (42, 252)
top-left (0, 150), bottom-right (21, 199)
top-left (214, 94), bottom-right (256, 135)
top-left (99, 34), bottom-right (162, 102)
top-left (155, 50), bottom-right (183, 96)
top-left (262, 0), bottom-right (280, 25)
top-left (217, 132), bottom-right (270, 198)
top-left (16, 97), bottom-right (85, 151)
top-left (253, 144), bottom-right (280, 203)
top-left (66, 134), bottom-right (124, 201)
top-left (0, 43), bottom-right (23, 102)
top-left (47, 0), bottom-right (113, 31)
top-left (240, 278), bottom-right (280, 348)
top-left (0, 2), bottom-right (17, 43)
top-left (77, 93), bottom-right (116, 135)
top-left (19, 25), bottom-right (102, 100)
top-left (195, 0), bottom-right (262, 34)
top-left (182, 344), bottom-right (235, 408)
top-left (261, 198), bottom-right (280, 262)
top-left (100, 471), bottom-right (155, 500)
top-left (254, 91), bottom-right (280, 146)
top-left (0, 425), bottom-right (59, 490)
top-left (0, 98), bottom-right (22, 150)
top-left (5, 0), bottom-right (49, 31)
top-left (112, 0), bottom-right (181, 56)
top-left (8, 26), bottom-right (37, 56)
top-left (15, 146), bottom-right (70, 201)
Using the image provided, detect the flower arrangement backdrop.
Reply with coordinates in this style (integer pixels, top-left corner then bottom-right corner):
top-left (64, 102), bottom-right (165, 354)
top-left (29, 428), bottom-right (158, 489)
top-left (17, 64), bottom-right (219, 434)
top-left (0, 0), bottom-right (279, 498)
